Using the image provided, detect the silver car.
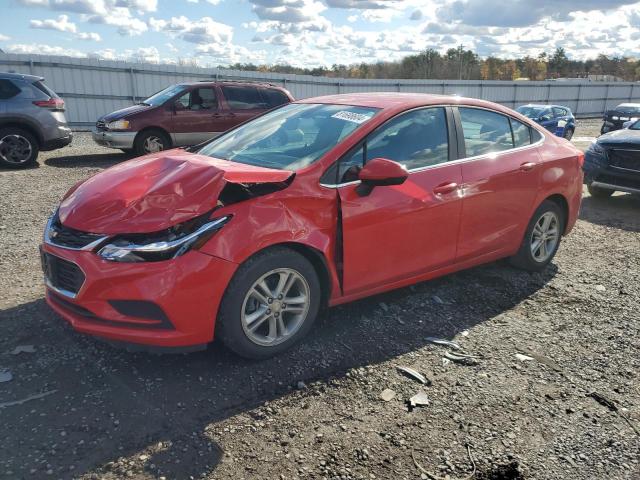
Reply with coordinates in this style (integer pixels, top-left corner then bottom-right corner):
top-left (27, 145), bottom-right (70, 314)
top-left (0, 72), bottom-right (72, 168)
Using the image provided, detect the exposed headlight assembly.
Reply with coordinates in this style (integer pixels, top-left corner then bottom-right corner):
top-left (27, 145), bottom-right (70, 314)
top-left (106, 119), bottom-right (130, 130)
top-left (98, 214), bottom-right (231, 262)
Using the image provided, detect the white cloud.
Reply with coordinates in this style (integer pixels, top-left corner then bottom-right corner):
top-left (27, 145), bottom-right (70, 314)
top-left (0, 34), bottom-right (10, 41)
top-left (87, 7), bottom-right (148, 36)
top-left (186, 0), bottom-right (221, 4)
top-left (30, 14), bottom-right (77, 33)
top-left (76, 31), bottom-right (102, 41)
top-left (5, 43), bottom-right (86, 57)
top-left (149, 16), bottom-right (233, 44)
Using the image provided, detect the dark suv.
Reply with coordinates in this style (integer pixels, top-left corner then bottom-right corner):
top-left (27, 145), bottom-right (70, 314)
top-left (93, 81), bottom-right (294, 156)
top-left (0, 72), bottom-right (72, 168)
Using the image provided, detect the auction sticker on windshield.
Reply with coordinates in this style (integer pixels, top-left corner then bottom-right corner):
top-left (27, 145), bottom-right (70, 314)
top-left (331, 111), bottom-right (373, 124)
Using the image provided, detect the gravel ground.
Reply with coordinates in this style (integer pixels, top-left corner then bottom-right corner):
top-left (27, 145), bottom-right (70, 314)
top-left (0, 123), bottom-right (639, 480)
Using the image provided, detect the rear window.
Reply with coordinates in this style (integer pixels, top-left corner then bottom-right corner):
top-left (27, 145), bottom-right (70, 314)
top-left (459, 107), bottom-right (514, 157)
top-left (260, 88), bottom-right (289, 108)
top-left (221, 85), bottom-right (265, 110)
top-left (32, 80), bottom-right (59, 98)
top-left (0, 79), bottom-right (20, 99)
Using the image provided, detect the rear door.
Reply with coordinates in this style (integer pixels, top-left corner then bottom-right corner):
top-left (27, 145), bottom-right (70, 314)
top-left (455, 107), bottom-right (541, 262)
top-left (334, 106), bottom-right (463, 295)
top-left (219, 85), bottom-right (268, 128)
top-left (171, 86), bottom-right (228, 146)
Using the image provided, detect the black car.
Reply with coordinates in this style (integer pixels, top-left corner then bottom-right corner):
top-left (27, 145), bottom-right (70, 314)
top-left (584, 120), bottom-right (640, 197)
top-left (601, 103), bottom-right (640, 134)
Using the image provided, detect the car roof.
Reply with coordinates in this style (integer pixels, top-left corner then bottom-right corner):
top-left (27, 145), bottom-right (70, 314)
top-left (0, 71), bottom-right (44, 82)
top-left (616, 103), bottom-right (640, 107)
top-left (180, 80), bottom-right (286, 90)
top-left (295, 92), bottom-right (519, 115)
top-left (519, 103), bottom-right (571, 110)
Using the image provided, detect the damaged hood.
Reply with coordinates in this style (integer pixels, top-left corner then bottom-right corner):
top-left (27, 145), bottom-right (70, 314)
top-left (58, 150), bottom-right (293, 235)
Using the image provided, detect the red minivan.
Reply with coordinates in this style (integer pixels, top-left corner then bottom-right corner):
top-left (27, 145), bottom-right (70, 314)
top-left (92, 81), bottom-right (293, 156)
top-left (46, 93), bottom-right (583, 359)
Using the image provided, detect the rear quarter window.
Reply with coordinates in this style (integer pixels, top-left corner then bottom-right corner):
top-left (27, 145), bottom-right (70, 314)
top-left (32, 80), bottom-right (59, 98)
top-left (0, 79), bottom-right (21, 100)
top-left (221, 85), bottom-right (266, 110)
top-left (260, 88), bottom-right (290, 108)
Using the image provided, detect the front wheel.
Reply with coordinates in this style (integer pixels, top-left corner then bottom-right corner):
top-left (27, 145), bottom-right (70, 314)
top-left (216, 247), bottom-right (321, 359)
top-left (510, 200), bottom-right (564, 272)
top-left (587, 183), bottom-right (614, 198)
top-left (134, 129), bottom-right (170, 156)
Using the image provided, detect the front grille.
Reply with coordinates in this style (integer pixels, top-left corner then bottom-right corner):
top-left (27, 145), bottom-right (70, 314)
top-left (41, 252), bottom-right (85, 296)
top-left (46, 216), bottom-right (105, 250)
top-left (609, 149), bottom-right (640, 173)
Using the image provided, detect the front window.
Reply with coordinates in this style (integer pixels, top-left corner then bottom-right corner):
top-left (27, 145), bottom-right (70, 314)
top-left (630, 120), bottom-right (640, 130)
top-left (143, 84), bottom-right (187, 107)
top-left (197, 103), bottom-right (379, 171)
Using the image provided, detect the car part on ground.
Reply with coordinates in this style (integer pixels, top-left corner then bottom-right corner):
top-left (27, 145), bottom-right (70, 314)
top-left (584, 122), bottom-right (640, 196)
top-left (92, 81), bottom-right (294, 155)
top-left (601, 103), bottom-right (640, 134)
top-left (0, 72), bottom-right (72, 168)
top-left (42, 93), bottom-right (584, 358)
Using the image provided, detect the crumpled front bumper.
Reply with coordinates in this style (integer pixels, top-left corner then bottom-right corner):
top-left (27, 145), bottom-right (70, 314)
top-left (41, 241), bottom-right (238, 349)
top-left (92, 129), bottom-right (137, 149)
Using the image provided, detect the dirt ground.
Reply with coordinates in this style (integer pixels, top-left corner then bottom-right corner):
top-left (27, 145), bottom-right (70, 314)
top-left (0, 121), bottom-right (638, 480)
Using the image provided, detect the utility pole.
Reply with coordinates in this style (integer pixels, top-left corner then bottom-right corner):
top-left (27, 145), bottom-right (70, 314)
top-left (458, 44), bottom-right (464, 80)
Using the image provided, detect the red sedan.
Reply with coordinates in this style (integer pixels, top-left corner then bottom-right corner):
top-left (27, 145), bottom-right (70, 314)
top-left (41, 93), bottom-right (584, 358)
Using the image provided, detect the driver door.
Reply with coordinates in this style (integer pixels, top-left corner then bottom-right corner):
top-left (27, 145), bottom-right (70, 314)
top-left (335, 107), bottom-right (463, 296)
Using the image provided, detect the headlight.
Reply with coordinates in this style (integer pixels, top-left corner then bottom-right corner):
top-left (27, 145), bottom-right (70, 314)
top-left (612, 116), bottom-right (619, 120)
top-left (106, 119), bottom-right (130, 130)
top-left (588, 141), bottom-right (606, 155)
top-left (98, 214), bottom-right (231, 262)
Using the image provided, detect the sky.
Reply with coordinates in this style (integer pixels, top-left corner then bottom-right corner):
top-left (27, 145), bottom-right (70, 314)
top-left (0, 0), bottom-right (639, 67)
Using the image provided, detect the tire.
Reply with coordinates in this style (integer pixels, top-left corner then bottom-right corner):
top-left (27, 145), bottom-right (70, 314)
top-left (134, 129), bottom-right (170, 156)
top-left (509, 200), bottom-right (564, 272)
top-left (216, 247), bottom-right (321, 360)
top-left (0, 127), bottom-right (39, 168)
top-left (563, 128), bottom-right (574, 140)
top-left (587, 183), bottom-right (614, 198)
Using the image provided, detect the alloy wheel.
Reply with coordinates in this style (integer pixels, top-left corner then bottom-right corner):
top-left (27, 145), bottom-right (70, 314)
top-left (530, 211), bottom-right (559, 263)
top-left (0, 134), bottom-right (33, 164)
top-left (143, 135), bottom-right (164, 153)
top-left (241, 268), bottom-right (311, 347)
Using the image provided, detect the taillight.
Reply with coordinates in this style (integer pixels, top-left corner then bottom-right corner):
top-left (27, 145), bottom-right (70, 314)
top-left (577, 153), bottom-right (585, 167)
top-left (33, 98), bottom-right (65, 111)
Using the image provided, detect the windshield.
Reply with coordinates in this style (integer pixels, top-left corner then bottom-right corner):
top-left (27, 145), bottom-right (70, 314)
top-left (197, 103), bottom-right (379, 170)
top-left (516, 106), bottom-right (546, 119)
top-left (614, 104), bottom-right (640, 114)
top-left (630, 120), bottom-right (640, 130)
top-left (143, 84), bottom-right (187, 107)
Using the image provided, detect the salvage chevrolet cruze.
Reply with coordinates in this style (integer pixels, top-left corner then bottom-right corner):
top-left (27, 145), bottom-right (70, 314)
top-left (41, 93), bottom-right (584, 359)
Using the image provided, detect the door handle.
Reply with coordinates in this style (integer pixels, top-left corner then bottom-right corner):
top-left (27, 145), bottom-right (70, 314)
top-left (519, 162), bottom-right (536, 172)
top-left (433, 182), bottom-right (459, 195)
top-left (211, 112), bottom-right (234, 118)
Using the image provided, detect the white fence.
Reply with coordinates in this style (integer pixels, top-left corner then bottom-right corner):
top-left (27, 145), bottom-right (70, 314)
top-left (1, 53), bottom-right (638, 127)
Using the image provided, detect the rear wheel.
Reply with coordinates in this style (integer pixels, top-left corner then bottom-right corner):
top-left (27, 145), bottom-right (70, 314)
top-left (216, 247), bottom-right (321, 359)
top-left (587, 183), bottom-right (614, 198)
top-left (563, 128), bottom-right (574, 140)
top-left (0, 127), bottom-right (39, 168)
top-left (134, 129), bottom-right (170, 156)
top-left (510, 200), bottom-right (564, 272)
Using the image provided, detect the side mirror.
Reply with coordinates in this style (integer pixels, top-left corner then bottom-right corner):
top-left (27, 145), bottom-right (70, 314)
top-left (540, 114), bottom-right (552, 122)
top-left (356, 158), bottom-right (408, 196)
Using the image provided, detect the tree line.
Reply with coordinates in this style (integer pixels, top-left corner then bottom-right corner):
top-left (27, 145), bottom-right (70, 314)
top-left (223, 47), bottom-right (640, 81)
